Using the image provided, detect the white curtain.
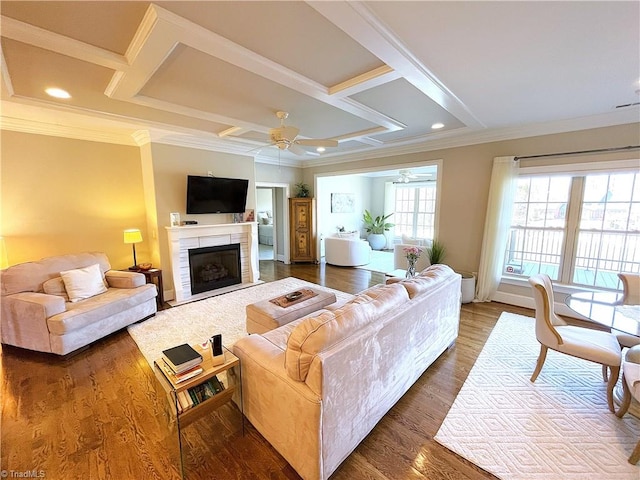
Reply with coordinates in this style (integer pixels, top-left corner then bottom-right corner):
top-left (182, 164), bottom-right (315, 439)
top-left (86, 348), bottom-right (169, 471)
top-left (384, 181), bottom-right (396, 246)
top-left (475, 156), bottom-right (519, 302)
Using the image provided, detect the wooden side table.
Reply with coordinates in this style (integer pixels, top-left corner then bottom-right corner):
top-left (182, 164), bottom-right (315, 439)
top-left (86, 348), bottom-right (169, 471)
top-left (127, 268), bottom-right (164, 309)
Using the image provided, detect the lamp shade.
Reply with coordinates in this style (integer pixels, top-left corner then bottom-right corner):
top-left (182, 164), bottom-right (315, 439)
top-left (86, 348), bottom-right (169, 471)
top-left (123, 229), bottom-right (143, 244)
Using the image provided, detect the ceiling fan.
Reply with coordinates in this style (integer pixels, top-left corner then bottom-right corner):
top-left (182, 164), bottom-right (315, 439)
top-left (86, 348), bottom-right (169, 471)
top-left (396, 169), bottom-right (433, 183)
top-left (267, 111), bottom-right (338, 156)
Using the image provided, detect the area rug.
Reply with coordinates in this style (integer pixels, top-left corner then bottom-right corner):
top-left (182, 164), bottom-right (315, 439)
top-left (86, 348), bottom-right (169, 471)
top-left (355, 249), bottom-right (394, 274)
top-left (127, 277), bottom-right (353, 367)
top-left (435, 312), bottom-right (640, 479)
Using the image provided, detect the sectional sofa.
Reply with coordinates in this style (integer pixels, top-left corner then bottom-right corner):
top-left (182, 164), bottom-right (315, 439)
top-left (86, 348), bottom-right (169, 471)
top-left (233, 264), bottom-right (461, 480)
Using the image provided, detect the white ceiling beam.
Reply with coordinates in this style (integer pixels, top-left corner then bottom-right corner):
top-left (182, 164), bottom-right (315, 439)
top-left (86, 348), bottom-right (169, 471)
top-left (328, 65), bottom-right (400, 97)
top-left (106, 4), bottom-right (404, 133)
top-left (307, 1), bottom-right (484, 129)
top-left (1, 44), bottom-right (15, 96)
top-left (0, 15), bottom-right (128, 71)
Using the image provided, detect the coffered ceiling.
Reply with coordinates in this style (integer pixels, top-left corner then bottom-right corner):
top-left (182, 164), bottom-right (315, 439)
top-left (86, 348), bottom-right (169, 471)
top-left (1, 1), bottom-right (638, 166)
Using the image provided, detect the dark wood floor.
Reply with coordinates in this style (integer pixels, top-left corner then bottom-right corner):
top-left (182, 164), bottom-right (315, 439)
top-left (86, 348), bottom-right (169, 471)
top-left (1, 261), bottom-right (536, 480)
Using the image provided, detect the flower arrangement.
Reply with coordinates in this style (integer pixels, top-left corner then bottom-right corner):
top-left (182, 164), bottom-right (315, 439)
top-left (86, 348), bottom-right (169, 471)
top-left (403, 245), bottom-right (423, 261)
top-left (403, 246), bottom-right (423, 278)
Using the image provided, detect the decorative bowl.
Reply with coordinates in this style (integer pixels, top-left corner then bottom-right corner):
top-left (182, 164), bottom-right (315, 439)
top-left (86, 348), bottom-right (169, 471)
top-left (137, 263), bottom-right (152, 271)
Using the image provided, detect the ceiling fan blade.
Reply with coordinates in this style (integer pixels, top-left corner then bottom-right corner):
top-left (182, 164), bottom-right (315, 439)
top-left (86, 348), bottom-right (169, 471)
top-left (295, 138), bottom-right (338, 147)
top-left (288, 143), bottom-right (306, 156)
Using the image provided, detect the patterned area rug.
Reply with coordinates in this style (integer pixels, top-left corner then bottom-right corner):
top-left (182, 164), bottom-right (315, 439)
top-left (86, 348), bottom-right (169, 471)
top-left (435, 312), bottom-right (640, 479)
top-left (127, 277), bottom-right (353, 367)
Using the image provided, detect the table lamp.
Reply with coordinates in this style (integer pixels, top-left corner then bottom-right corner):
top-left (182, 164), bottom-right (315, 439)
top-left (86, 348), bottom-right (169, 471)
top-left (123, 229), bottom-right (143, 270)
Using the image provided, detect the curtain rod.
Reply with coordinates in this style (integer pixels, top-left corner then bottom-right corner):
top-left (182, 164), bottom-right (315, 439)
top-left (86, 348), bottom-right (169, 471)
top-left (514, 145), bottom-right (640, 161)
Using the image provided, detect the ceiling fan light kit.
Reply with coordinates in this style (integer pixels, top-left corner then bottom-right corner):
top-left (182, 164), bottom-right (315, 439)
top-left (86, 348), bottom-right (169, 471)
top-left (266, 111), bottom-right (338, 156)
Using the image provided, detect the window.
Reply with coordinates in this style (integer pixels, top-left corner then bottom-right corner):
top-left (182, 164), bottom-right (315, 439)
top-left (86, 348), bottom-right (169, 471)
top-left (504, 170), bottom-right (640, 289)
top-left (394, 183), bottom-right (436, 240)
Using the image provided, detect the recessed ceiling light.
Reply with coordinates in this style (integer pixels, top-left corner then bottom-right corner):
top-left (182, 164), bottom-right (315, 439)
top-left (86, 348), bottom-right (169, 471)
top-left (316, 147), bottom-right (326, 153)
top-left (431, 122), bottom-right (445, 130)
top-left (45, 87), bottom-right (71, 99)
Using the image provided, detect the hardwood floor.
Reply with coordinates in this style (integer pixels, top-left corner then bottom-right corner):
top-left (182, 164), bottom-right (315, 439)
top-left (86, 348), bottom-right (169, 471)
top-left (1, 261), bottom-right (535, 480)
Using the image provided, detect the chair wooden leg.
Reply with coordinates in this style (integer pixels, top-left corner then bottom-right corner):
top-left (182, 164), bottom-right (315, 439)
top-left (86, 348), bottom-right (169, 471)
top-left (616, 373), bottom-right (632, 418)
top-left (606, 365), bottom-right (620, 413)
top-left (629, 439), bottom-right (640, 465)
top-left (602, 364), bottom-right (608, 382)
top-left (530, 344), bottom-right (548, 383)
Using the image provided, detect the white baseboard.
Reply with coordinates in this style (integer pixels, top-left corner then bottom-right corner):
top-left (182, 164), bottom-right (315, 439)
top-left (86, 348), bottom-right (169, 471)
top-left (492, 291), bottom-right (585, 320)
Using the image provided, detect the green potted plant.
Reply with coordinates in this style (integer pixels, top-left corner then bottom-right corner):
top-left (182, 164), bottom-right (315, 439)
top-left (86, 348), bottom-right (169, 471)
top-left (362, 210), bottom-right (394, 250)
top-left (427, 239), bottom-right (446, 265)
top-left (294, 182), bottom-right (310, 198)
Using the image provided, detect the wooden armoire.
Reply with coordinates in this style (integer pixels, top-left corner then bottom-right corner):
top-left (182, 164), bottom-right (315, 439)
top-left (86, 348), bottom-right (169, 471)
top-left (289, 197), bottom-right (316, 263)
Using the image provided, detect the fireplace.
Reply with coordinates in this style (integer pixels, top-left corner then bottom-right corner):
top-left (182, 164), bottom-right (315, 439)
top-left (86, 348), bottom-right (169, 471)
top-left (166, 223), bottom-right (259, 304)
top-left (188, 243), bottom-right (241, 295)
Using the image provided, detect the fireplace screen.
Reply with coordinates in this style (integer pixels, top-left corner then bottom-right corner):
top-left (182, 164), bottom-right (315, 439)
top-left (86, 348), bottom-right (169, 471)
top-left (188, 243), bottom-right (241, 295)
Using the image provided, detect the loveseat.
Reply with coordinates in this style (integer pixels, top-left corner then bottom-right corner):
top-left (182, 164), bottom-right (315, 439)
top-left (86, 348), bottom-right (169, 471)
top-left (233, 264), bottom-right (461, 480)
top-left (324, 233), bottom-right (372, 266)
top-left (1, 252), bottom-right (157, 355)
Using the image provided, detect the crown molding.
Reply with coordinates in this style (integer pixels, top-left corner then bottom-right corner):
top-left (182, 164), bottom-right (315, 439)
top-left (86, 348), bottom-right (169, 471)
top-left (296, 108), bottom-right (640, 168)
top-left (0, 115), bottom-right (138, 145)
top-left (1, 100), bottom-right (637, 167)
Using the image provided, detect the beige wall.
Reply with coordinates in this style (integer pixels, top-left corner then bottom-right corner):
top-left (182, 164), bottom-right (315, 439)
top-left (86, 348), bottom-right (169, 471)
top-left (304, 123), bottom-right (640, 275)
top-left (2, 123), bottom-right (637, 302)
top-left (0, 132), bottom-right (303, 297)
top-left (147, 143), bottom-right (259, 294)
top-left (0, 131), bottom-right (148, 268)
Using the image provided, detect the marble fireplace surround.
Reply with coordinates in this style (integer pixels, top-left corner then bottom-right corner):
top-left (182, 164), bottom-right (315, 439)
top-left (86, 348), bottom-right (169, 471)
top-left (166, 223), bottom-right (259, 304)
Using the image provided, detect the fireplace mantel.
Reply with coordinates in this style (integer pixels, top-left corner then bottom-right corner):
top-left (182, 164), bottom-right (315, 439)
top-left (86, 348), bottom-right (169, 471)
top-left (166, 223), bottom-right (259, 303)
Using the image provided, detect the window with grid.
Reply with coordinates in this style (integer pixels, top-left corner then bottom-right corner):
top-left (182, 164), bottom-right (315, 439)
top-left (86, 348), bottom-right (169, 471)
top-left (504, 170), bottom-right (640, 289)
top-left (394, 183), bottom-right (436, 240)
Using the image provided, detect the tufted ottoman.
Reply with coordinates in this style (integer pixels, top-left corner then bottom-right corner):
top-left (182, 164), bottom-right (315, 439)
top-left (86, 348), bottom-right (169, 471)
top-left (246, 288), bottom-right (337, 334)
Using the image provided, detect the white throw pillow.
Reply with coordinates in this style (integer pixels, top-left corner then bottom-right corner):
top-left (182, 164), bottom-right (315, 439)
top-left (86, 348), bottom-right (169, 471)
top-left (60, 263), bottom-right (107, 303)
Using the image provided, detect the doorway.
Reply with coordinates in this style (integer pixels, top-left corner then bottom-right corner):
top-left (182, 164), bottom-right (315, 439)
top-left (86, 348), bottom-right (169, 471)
top-left (255, 183), bottom-right (290, 265)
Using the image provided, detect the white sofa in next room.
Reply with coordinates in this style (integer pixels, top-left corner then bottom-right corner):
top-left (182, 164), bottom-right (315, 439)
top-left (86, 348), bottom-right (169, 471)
top-left (324, 234), bottom-right (372, 267)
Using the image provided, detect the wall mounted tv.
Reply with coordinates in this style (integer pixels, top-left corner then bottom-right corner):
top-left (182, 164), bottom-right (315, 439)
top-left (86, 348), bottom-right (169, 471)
top-left (186, 175), bottom-right (249, 214)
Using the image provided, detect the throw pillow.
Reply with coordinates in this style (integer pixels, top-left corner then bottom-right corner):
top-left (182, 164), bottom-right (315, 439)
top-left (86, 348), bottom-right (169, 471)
top-left (42, 277), bottom-right (70, 301)
top-left (60, 263), bottom-right (107, 303)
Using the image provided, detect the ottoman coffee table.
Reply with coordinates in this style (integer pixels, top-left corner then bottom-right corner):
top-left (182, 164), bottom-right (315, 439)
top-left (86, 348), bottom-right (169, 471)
top-left (246, 288), bottom-right (337, 334)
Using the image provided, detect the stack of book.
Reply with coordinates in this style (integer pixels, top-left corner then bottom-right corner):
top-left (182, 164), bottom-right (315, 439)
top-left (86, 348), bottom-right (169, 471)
top-left (176, 376), bottom-right (225, 413)
top-left (160, 343), bottom-right (203, 383)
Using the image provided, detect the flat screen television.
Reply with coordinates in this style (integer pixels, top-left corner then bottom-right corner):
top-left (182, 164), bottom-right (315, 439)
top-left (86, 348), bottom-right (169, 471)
top-left (186, 175), bottom-right (249, 214)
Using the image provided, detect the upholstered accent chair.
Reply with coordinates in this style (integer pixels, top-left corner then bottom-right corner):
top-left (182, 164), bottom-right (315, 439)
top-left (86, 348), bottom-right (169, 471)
top-left (616, 273), bottom-right (640, 348)
top-left (615, 344), bottom-right (640, 464)
top-left (619, 273), bottom-right (640, 304)
top-left (393, 236), bottom-right (432, 272)
top-left (528, 273), bottom-right (622, 412)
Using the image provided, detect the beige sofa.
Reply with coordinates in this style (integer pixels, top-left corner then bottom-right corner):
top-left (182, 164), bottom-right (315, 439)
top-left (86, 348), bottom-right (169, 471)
top-left (1, 252), bottom-right (157, 355)
top-left (233, 264), bottom-right (461, 480)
